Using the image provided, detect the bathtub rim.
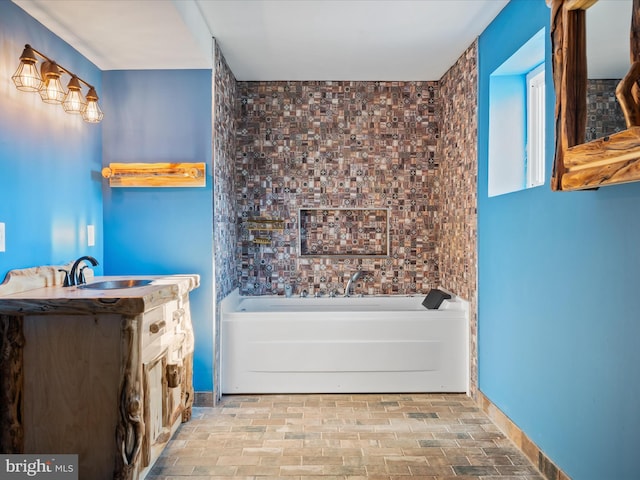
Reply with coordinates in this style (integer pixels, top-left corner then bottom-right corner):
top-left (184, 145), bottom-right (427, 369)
top-left (220, 287), bottom-right (469, 315)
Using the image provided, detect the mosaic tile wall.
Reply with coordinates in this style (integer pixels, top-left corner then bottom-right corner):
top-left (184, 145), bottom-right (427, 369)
top-left (438, 41), bottom-right (479, 396)
top-left (213, 44), bottom-right (239, 302)
top-left (586, 79), bottom-right (626, 141)
top-left (235, 80), bottom-right (442, 296)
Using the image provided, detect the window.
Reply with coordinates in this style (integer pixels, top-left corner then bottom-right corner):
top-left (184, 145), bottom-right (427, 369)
top-left (526, 63), bottom-right (545, 188)
top-left (488, 28), bottom-right (546, 197)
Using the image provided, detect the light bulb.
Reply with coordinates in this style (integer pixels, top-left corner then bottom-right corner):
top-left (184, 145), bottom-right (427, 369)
top-left (83, 102), bottom-right (103, 123)
top-left (12, 45), bottom-right (41, 91)
top-left (62, 76), bottom-right (87, 114)
top-left (83, 87), bottom-right (104, 123)
top-left (38, 62), bottom-right (66, 104)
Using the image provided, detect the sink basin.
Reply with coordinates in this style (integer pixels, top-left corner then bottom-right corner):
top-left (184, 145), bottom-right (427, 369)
top-left (78, 279), bottom-right (153, 290)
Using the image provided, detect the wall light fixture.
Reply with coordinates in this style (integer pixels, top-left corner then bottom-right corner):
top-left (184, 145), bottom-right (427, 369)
top-left (11, 44), bottom-right (104, 123)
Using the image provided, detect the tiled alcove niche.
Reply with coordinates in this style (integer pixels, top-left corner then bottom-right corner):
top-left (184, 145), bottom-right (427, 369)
top-left (299, 208), bottom-right (389, 257)
top-left (236, 81), bottom-right (441, 296)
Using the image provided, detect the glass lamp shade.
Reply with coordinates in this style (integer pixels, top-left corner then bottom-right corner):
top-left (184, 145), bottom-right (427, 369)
top-left (38, 62), bottom-right (66, 104)
top-left (12, 60), bottom-right (42, 92)
top-left (82, 87), bottom-right (104, 123)
top-left (62, 76), bottom-right (87, 114)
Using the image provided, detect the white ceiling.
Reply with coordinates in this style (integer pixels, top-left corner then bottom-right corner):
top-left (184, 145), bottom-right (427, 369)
top-left (198, 0), bottom-right (509, 80)
top-left (11, 0), bottom-right (631, 81)
top-left (12, 0), bottom-right (509, 81)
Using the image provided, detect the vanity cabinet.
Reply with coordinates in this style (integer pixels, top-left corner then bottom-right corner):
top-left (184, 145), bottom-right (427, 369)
top-left (0, 268), bottom-right (199, 480)
top-left (140, 299), bottom-right (193, 472)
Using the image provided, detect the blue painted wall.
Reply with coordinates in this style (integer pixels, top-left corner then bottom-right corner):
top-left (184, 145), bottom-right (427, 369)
top-left (478, 1), bottom-right (640, 479)
top-left (0, 0), bottom-right (214, 393)
top-left (102, 70), bottom-right (214, 392)
top-left (0, 0), bottom-right (104, 278)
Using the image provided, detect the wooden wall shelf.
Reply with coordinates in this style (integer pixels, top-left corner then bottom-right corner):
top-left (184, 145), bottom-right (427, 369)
top-left (102, 162), bottom-right (206, 187)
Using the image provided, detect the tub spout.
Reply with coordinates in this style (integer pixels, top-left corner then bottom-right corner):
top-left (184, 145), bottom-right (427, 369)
top-left (344, 270), bottom-right (363, 297)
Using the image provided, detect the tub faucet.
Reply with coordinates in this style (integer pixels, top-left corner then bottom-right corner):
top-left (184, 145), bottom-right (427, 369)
top-left (344, 270), bottom-right (363, 297)
top-left (67, 255), bottom-right (99, 286)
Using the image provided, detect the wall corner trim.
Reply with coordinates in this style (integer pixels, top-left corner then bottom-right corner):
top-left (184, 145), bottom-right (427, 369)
top-left (476, 390), bottom-right (571, 480)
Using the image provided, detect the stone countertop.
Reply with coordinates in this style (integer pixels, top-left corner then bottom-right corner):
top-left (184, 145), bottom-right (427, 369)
top-left (0, 271), bottom-right (200, 316)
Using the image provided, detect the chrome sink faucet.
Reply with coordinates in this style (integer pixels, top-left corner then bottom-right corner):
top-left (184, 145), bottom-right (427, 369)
top-left (63, 255), bottom-right (99, 287)
top-left (344, 270), bottom-right (363, 297)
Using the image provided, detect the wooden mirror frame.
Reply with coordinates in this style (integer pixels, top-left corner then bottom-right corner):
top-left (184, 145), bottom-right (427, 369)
top-left (549, 0), bottom-right (640, 191)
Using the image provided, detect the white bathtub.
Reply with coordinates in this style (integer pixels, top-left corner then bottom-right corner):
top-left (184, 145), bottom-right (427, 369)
top-left (220, 289), bottom-right (469, 394)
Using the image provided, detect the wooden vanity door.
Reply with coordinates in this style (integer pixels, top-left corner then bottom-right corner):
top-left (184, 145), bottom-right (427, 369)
top-left (140, 300), bottom-right (190, 475)
top-left (142, 352), bottom-right (171, 468)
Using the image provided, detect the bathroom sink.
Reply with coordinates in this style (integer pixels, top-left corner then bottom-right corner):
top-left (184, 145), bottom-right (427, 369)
top-left (78, 279), bottom-right (153, 290)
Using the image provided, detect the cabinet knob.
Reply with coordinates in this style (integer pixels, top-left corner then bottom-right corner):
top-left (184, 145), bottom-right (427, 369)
top-left (149, 320), bottom-right (166, 334)
top-left (166, 364), bottom-right (182, 388)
